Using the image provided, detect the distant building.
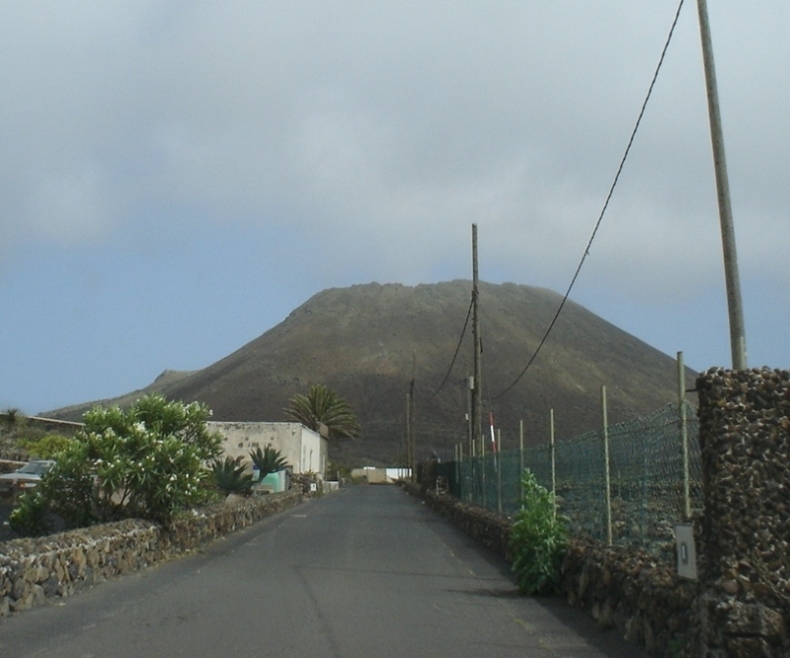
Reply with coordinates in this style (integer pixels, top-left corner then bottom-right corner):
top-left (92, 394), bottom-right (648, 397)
top-left (350, 466), bottom-right (410, 484)
top-left (207, 421), bottom-right (327, 479)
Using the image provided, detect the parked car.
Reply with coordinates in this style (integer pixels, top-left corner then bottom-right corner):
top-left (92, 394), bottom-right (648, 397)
top-left (0, 459), bottom-right (56, 495)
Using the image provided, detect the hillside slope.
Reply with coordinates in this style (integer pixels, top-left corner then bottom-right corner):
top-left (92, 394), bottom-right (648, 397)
top-left (49, 281), bottom-right (693, 464)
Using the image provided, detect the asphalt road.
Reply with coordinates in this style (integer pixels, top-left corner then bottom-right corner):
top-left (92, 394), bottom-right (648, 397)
top-left (0, 486), bottom-right (646, 658)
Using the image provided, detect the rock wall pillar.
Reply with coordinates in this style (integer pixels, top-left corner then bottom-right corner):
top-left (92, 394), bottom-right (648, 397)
top-left (692, 368), bottom-right (789, 657)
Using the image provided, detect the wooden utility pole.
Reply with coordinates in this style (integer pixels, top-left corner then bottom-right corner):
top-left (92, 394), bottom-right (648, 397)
top-left (466, 375), bottom-right (473, 457)
top-left (550, 408), bottom-right (556, 501)
top-left (696, 0), bottom-right (747, 370)
top-left (410, 350), bottom-right (416, 476)
top-left (471, 224), bottom-right (482, 454)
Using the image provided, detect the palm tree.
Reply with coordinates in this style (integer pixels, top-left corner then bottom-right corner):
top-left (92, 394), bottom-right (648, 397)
top-left (249, 446), bottom-right (289, 483)
top-left (284, 384), bottom-right (361, 444)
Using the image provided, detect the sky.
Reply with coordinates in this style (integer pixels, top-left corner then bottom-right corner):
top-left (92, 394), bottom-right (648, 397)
top-left (1, 1), bottom-right (788, 415)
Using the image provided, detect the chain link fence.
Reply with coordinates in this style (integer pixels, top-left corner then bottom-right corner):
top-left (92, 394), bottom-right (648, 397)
top-left (437, 402), bottom-right (701, 562)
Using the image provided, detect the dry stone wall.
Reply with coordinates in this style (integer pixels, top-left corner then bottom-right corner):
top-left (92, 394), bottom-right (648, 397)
top-left (0, 491), bottom-right (302, 617)
top-left (690, 368), bottom-right (790, 657)
top-left (404, 482), bottom-right (512, 560)
top-left (563, 538), bottom-right (696, 655)
top-left (405, 482), bottom-right (688, 655)
top-left (412, 367), bottom-right (790, 656)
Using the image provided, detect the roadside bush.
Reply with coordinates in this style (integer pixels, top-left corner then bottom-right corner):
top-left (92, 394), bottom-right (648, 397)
top-left (8, 489), bottom-right (50, 536)
top-left (509, 469), bottom-right (569, 595)
top-left (39, 440), bottom-right (97, 528)
top-left (20, 434), bottom-right (76, 459)
top-left (17, 395), bottom-right (223, 532)
top-left (327, 460), bottom-right (352, 482)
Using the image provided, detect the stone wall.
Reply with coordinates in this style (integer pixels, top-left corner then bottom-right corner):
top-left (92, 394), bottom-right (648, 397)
top-left (404, 482), bottom-right (689, 655)
top-left (404, 482), bottom-right (512, 560)
top-left (690, 368), bottom-right (790, 657)
top-left (412, 368), bottom-right (790, 656)
top-left (0, 490), bottom-right (302, 617)
top-left (564, 538), bottom-right (696, 655)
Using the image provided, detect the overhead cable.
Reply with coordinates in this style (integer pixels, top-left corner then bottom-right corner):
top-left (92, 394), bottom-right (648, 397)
top-left (492, 0), bottom-right (686, 400)
top-left (432, 295), bottom-right (474, 397)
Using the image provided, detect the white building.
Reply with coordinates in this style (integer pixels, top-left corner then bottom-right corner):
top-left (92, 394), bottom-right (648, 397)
top-left (207, 421), bottom-right (327, 479)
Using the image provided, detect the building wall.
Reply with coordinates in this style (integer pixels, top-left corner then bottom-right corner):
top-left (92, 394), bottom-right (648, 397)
top-left (350, 467), bottom-right (410, 483)
top-left (208, 421), bottom-right (327, 478)
top-left (351, 467), bottom-right (388, 483)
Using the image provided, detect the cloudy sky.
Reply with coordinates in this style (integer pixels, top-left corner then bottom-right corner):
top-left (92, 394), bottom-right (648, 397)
top-left (1, 1), bottom-right (787, 414)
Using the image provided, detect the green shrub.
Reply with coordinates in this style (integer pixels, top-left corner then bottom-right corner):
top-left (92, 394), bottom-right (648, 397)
top-left (89, 396), bottom-right (221, 522)
top-left (509, 469), bottom-right (569, 595)
top-left (8, 490), bottom-right (51, 536)
top-left (38, 440), bottom-right (96, 528)
top-left (18, 395), bottom-right (223, 534)
top-left (327, 460), bottom-right (352, 482)
top-left (20, 434), bottom-right (76, 459)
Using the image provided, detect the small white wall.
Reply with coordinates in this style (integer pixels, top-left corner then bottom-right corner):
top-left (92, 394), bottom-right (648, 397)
top-left (207, 421), bottom-right (327, 478)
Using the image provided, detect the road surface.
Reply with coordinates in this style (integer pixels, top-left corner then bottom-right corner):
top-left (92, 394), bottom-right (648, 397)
top-left (0, 486), bottom-right (645, 657)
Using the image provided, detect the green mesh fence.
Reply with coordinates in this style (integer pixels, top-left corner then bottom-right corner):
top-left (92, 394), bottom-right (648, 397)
top-left (437, 402), bottom-right (701, 562)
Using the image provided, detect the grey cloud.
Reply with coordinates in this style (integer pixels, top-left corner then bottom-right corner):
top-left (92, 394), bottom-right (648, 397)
top-left (1, 1), bottom-right (787, 300)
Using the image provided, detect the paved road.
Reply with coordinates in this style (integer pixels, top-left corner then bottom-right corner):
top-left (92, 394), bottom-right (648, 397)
top-left (0, 486), bottom-right (646, 658)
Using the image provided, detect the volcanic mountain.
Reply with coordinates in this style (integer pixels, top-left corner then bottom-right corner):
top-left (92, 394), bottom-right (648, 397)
top-left (48, 281), bottom-right (694, 465)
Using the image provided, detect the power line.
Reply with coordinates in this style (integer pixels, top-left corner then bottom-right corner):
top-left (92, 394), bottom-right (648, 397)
top-left (492, 0), bottom-right (686, 401)
top-left (432, 295), bottom-right (474, 397)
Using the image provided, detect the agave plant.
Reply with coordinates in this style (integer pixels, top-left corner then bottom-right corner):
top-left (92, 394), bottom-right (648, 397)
top-left (210, 456), bottom-right (254, 496)
top-left (249, 445), bottom-right (289, 483)
top-left (2, 407), bottom-right (24, 430)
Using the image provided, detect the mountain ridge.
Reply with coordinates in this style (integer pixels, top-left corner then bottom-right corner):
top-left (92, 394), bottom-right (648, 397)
top-left (47, 280), bottom-right (694, 464)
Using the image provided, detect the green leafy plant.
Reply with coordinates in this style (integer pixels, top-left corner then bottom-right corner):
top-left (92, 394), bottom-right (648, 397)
top-left (509, 469), bottom-right (569, 595)
top-left (39, 440), bottom-right (96, 528)
top-left (8, 490), bottom-right (51, 536)
top-left (20, 434), bottom-right (76, 459)
top-left (284, 384), bottom-right (360, 444)
top-left (328, 460), bottom-right (352, 482)
top-left (16, 395), bottom-right (223, 533)
top-left (211, 456), bottom-right (254, 496)
top-left (86, 396), bottom-right (222, 522)
top-left (249, 445), bottom-right (288, 483)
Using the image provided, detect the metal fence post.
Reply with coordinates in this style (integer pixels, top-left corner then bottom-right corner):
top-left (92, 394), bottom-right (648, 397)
top-left (602, 386), bottom-right (613, 546)
top-left (550, 408), bottom-right (557, 519)
top-left (678, 351), bottom-right (691, 519)
top-left (519, 419), bottom-right (525, 508)
top-left (496, 429), bottom-right (502, 514)
top-left (480, 433), bottom-right (487, 509)
top-left (550, 408), bottom-right (556, 500)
